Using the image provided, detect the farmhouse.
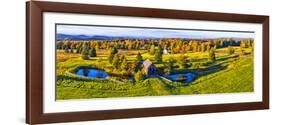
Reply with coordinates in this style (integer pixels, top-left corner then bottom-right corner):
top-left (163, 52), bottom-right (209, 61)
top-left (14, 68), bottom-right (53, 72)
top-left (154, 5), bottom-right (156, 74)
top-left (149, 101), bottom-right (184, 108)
top-left (163, 48), bottom-right (170, 54)
top-left (143, 59), bottom-right (158, 76)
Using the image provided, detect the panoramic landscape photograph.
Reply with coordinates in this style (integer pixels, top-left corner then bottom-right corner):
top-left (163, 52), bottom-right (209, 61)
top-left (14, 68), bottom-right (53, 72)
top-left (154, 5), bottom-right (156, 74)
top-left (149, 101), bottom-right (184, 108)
top-left (55, 24), bottom-right (254, 100)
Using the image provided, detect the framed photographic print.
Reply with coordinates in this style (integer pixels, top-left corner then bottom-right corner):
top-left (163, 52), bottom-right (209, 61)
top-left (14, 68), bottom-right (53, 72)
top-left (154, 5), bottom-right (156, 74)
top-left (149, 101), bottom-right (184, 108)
top-left (26, 1), bottom-right (269, 124)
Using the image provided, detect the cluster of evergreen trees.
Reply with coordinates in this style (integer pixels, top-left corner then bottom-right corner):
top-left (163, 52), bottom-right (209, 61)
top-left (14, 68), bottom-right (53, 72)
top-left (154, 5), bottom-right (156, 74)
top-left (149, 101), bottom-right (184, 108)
top-left (56, 41), bottom-right (97, 60)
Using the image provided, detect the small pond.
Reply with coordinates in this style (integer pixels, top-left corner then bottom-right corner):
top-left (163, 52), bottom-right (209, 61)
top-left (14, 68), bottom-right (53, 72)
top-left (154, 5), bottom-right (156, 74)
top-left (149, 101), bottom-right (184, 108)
top-left (165, 73), bottom-right (197, 83)
top-left (76, 68), bottom-right (108, 79)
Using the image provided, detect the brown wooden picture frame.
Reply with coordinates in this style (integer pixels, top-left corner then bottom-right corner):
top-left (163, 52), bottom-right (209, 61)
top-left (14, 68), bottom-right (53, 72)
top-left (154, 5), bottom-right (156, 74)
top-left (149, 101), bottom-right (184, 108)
top-left (26, 1), bottom-right (269, 124)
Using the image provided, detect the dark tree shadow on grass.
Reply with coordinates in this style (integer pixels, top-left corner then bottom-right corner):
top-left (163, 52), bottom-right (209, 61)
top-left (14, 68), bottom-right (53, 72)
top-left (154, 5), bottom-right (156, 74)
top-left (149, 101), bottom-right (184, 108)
top-left (216, 54), bottom-right (239, 62)
top-left (56, 75), bottom-right (108, 82)
top-left (172, 57), bottom-right (238, 83)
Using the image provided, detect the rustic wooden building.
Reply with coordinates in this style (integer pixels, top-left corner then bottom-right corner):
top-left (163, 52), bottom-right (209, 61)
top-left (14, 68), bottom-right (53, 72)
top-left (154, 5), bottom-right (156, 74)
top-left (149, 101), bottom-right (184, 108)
top-left (143, 59), bottom-right (157, 76)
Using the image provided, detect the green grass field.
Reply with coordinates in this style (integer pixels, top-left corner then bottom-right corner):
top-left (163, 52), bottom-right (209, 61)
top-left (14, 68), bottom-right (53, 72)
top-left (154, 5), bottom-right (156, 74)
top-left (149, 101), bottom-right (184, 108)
top-left (56, 46), bottom-right (254, 100)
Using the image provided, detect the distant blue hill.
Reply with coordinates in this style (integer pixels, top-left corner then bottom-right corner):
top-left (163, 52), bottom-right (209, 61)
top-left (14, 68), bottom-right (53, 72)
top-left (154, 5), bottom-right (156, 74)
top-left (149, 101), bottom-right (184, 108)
top-left (56, 34), bottom-right (156, 41)
top-left (56, 34), bottom-right (116, 40)
top-left (56, 33), bottom-right (252, 41)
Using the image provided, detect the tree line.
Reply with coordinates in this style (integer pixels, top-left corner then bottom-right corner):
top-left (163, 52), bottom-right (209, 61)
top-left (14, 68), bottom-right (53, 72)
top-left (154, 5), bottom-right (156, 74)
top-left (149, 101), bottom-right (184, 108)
top-left (56, 38), bottom-right (254, 54)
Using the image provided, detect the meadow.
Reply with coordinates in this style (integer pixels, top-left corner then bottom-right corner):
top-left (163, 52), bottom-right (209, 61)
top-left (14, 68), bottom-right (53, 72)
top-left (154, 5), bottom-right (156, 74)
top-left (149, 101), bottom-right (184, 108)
top-left (56, 38), bottom-right (254, 100)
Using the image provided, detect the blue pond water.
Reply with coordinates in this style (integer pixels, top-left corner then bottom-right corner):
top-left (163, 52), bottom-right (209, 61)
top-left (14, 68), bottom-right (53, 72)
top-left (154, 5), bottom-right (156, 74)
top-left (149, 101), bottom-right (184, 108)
top-left (76, 68), bottom-right (108, 78)
top-left (165, 73), bottom-right (197, 82)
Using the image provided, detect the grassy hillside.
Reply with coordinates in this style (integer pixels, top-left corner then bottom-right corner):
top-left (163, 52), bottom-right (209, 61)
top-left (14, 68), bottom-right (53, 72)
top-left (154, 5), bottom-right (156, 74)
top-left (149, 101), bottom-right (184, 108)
top-left (178, 56), bottom-right (253, 94)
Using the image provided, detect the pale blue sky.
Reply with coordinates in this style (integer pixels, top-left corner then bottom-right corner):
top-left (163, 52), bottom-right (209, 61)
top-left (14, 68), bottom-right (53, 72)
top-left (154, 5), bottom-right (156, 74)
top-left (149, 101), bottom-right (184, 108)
top-left (56, 24), bottom-right (254, 39)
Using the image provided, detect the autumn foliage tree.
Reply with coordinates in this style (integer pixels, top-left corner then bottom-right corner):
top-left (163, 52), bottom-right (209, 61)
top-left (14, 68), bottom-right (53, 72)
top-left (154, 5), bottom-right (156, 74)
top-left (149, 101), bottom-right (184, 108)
top-left (134, 70), bottom-right (145, 82)
top-left (112, 54), bottom-right (120, 69)
top-left (177, 54), bottom-right (187, 69)
top-left (227, 46), bottom-right (235, 55)
top-left (165, 58), bottom-right (175, 75)
top-left (136, 52), bottom-right (143, 63)
top-left (81, 47), bottom-right (89, 60)
top-left (120, 58), bottom-right (129, 73)
top-left (209, 48), bottom-right (216, 63)
top-left (149, 45), bottom-right (155, 55)
top-left (108, 47), bottom-right (118, 63)
top-left (155, 47), bottom-right (163, 62)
